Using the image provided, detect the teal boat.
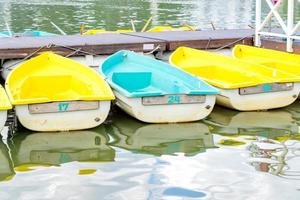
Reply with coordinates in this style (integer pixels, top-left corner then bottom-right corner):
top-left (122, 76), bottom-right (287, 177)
top-left (22, 30), bottom-right (57, 36)
top-left (0, 31), bottom-right (11, 37)
top-left (100, 50), bottom-right (219, 123)
top-left (0, 31), bottom-right (56, 37)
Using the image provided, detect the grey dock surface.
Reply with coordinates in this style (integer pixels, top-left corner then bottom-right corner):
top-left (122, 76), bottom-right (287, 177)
top-left (0, 29), bottom-right (254, 59)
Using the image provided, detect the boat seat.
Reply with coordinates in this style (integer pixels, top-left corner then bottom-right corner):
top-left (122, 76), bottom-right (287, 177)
top-left (18, 75), bottom-right (92, 100)
top-left (111, 72), bottom-right (163, 96)
top-left (112, 72), bottom-right (152, 92)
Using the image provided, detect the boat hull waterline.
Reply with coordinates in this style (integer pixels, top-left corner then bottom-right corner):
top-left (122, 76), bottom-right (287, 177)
top-left (114, 91), bottom-right (216, 123)
top-left (217, 85), bottom-right (300, 111)
top-left (15, 101), bottom-right (110, 132)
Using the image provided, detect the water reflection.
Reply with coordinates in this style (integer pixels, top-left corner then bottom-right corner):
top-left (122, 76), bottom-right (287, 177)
top-left (108, 112), bottom-right (215, 157)
top-left (8, 126), bottom-right (115, 172)
top-left (0, 104), bottom-right (300, 199)
top-left (248, 137), bottom-right (300, 179)
top-left (206, 105), bottom-right (300, 179)
top-left (0, 140), bottom-right (14, 182)
top-left (206, 106), bottom-right (299, 139)
top-left (285, 101), bottom-right (300, 122)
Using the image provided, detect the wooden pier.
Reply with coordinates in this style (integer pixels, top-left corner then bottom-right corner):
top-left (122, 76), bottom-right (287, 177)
top-left (1, 28), bottom-right (300, 60)
top-left (0, 29), bottom-right (254, 59)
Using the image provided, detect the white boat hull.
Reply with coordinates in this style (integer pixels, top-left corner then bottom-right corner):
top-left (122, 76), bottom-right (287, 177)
top-left (216, 83), bottom-right (300, 111)
top-left (15, 101), bottom-right (111, 132)
top-left (113, 91), bottom-right (216, 123)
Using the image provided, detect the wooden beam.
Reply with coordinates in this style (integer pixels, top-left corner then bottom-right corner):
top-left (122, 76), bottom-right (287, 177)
top-left (0, 29), bottom-right (254, 59)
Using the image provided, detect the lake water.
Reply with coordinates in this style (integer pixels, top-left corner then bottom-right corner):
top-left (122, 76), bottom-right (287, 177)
top-left (0, 0), bottom-right (299, 34)
top-left (0, 104), bottom-right (300, 200)
top-left (0, 0), bottom-right (300, 199)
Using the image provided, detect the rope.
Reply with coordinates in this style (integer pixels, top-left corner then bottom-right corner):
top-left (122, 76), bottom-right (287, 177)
top-left (120, 32), bottom-right (168, 42)
top-left (65, 48), bottom-right (82, 57)
top-left (4, 43), bottom-right (96, 70)
top-left (212, 34), bottom-right (254, 52)
top-left (144, 45), bottom-right (161, 55)
top-left (52, 44), bottom-right (96, 56)
top-left (205, 37), bottom-right (212, 50)
top-left (5, 45), bottom-right (48, 70)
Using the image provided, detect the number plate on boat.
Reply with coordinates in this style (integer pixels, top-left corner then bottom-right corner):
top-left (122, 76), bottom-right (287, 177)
top-left (142, 95), bottom-right (206, 106)
top-left (28, 101), bottom-right (99, 114)
top-left (239, 83), bottom-right (294, 95)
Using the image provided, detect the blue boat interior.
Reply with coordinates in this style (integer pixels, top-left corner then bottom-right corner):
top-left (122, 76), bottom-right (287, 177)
top-left (0, 31), bottom-right (56, 37)
top-left (101, 51), bottom-right (219, 98)
top-left (22, 31), bottom-right (57, 36)
top-left (0, 31), bottom-right (12, 36)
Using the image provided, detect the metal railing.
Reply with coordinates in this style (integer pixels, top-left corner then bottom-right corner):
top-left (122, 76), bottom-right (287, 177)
top-left (255, 0), bottom-right (300, 52)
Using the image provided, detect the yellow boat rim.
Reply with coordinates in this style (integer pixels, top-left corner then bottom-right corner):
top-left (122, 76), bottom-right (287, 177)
top-left (147, 26), bottom-right (195, 32)
top-left (83, 29), bottom-right (133, 35)
top-left (5, 52), bottom-right (115, 105)
top-left (0, 85), bottom-right (12, 110)
top-left (233, 45), bottom-right (300, 76)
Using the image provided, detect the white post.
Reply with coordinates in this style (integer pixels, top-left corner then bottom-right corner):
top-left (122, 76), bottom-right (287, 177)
top-left (255, 0), bottom-right (299, 52)
top-left (287, 0), bottom-right (294, 52)
top-left (255, 0), bottom-right (262, 46)
top-left (265, 0), bottom-right (287, 33)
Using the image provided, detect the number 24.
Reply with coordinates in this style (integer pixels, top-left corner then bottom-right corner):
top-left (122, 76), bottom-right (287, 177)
top-left (168, 96), bottom-right (180, 104)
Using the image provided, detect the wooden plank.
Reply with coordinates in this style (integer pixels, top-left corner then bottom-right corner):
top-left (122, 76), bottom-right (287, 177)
top-left (0, 44), bottom-right (160, 59)
top-left (0, 33), bottom-right (165, 49)
top-left (123, 29), bottom-right (254, 50)
top-left (0, 33), bottom-right (166, 59)
top-left (261, 39), bottom-right (300, 54)
top-left (0, 29), bottom-right (254, 59)
top-left (167, 38), bottom-right (253, 50)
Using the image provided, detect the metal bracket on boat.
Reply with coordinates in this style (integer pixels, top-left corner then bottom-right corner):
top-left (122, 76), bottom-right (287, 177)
top-left (5, 109), bottom-right (18, 136)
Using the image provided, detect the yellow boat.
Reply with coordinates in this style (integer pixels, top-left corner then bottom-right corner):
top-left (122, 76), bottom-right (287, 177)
top-left (5, 52), bottom-right (115, 132)
top-left (83, 26), bottom-right (194, 34)
top-left (233, 44), bottom-right (300, 76)
top-left (83, 29), bottom-right (133, 35)
top-left (0, 85), bottom-right (12, 131)
top-left (170, 47), bottom-right (300, 111)
top-left (147, 26), bottom-right (195, 32)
